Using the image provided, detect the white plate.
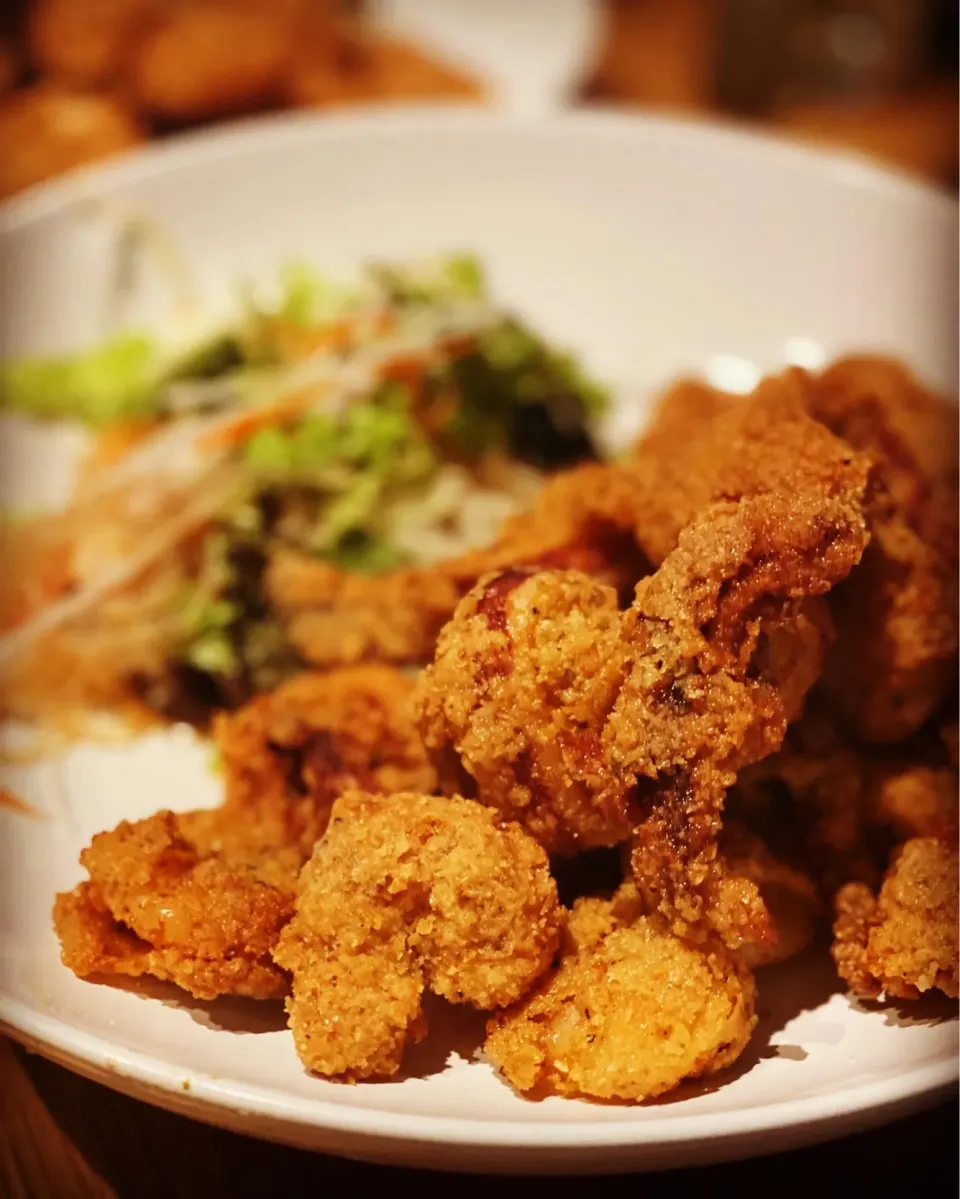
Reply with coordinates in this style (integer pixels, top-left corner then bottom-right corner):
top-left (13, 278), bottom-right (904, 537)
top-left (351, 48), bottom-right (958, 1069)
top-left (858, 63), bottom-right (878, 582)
top-left (0, 110), bottom-right (957, 1175)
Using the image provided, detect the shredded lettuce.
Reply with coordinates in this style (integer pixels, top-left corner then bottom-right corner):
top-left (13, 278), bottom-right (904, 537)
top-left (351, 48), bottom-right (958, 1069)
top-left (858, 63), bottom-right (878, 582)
top-left (0, 333), bottom-right (159, 425)
top-left (275, 260), bottom-right (332, 327)
top-left (371, 253), bottom-right (487, 306)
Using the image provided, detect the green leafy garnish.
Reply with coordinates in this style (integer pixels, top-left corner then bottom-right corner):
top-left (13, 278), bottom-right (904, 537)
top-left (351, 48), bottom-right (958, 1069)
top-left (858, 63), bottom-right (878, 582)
top-left (276, 260), bottom-right (330, 327)
top-left (0, 333), bottom-right (158, 425)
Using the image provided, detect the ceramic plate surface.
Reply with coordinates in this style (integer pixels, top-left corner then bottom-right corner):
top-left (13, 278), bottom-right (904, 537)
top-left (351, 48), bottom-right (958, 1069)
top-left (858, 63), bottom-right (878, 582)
top-left (0, 109), bottom-right (956, 1174)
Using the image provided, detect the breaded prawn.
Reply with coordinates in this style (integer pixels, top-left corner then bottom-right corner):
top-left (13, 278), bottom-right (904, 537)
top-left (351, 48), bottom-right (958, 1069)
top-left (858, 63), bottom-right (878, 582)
top-left (485, 882), bottom-right (756, 1102)
top-left (54, 811), bottom-right (294, 1001)
top-left (272, 791), bottom-right (563, 1081)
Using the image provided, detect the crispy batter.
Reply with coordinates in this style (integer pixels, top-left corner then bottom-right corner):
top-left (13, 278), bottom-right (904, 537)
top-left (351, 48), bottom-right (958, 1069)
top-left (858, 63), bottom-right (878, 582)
top-left (720, 824), bottom-right (821, 969)
top-left (0, 83), bottom-right (144, 200)
top-left (212, 666), bottom-right (435, 861)
top-left (806, 356), bottom-right (959, 742)
top-left (54, 811), bottom-right (294, 1001)
top-left (638, 359), bottom-right (960, 742)
top-left (628, 367), bottom-right (873, 565)
top-left (738, 704), bottom-right (959, 893)
top-left (485, 883), bottom-right (756, 1102)
top-left (415, 569), bottom-right (633, 855)
top-left (272, 791), bottom-right (563, 1080)
top-left (416, 465), bottom-right (867, 948)
top-left (832, 837), bottom-right (959, 1000)
top-left (268, 461), bottom-right (650, 669)
top-left (611, 481), bottom-right (868, 947)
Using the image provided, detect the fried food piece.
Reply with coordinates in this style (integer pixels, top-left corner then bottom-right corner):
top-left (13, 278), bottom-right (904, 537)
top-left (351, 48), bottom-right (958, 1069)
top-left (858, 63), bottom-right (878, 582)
top-left (720, 824), bottom-right (821, 969)
top-left (415, 569), bottom-right (632, 855)
top-left (0, 84), bottom-right (144, 199)
top-left (0, 39), bottom-right (20, 98)
top-left (611, 480), bottom-right (869, 948)
top-left (286, 26), bottom-right (480, 109)
top-left (628, 367), bottom-right (874, 566)
top-left (832, 837), bottom-right (959, 1000)
top-left (54, 811), bottom-right (294, 1001)
top-left (806, 356), bottom-right (959, 742)
top-left (485, 883), bottom-right (756, 1102)
top-left (131, 2), bottom-right (296, 120)
top-left (738, 705), bottom-right (959, 893)
top-left (267, 460), bottom-right (650, 669)
top-left (273, 791), bottom-right (562, 1080)
top-left (212, 666), bottom-right (435, 862)
top-left (630, 377), bottom-right (736, 464)
top-left (27, 0), bottom-right (162, 86)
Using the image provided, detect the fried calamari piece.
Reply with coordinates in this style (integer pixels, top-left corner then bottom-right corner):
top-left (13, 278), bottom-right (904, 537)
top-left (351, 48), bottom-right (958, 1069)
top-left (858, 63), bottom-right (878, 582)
top-left (832, 837), bottom-right (959, 1000)
top-left (54, 811), bottom-right (294, 1001)
top-left (273, 791), bottom-right (562, 1080)
top-left (628, 367), bottom-right (873, 566)
top-left (806, 356), bottom-right (959, 742)
top-left (415, 569), bottom-right (632, 855)
top-left (267, 461), bottom-right (650, 669)
top-left (212, 666), bottom-right (435, 861)
top-left (0, 84), bottom-right (144, 199)
top-left (485, 882), bottom-right (756, 1102)
top-left (610, 480), bottom-right (869, 948)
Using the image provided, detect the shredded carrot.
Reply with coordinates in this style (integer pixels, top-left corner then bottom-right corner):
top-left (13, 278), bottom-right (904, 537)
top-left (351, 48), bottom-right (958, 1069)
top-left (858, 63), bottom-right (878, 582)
top-left (84, 419), bottom-right (162, 475)
top-left (0, 786), bottom-right (37, 817)
top-left (196, 390), bottom-right (319, 452)
top-left (266, 310), bottom-right (397, 362)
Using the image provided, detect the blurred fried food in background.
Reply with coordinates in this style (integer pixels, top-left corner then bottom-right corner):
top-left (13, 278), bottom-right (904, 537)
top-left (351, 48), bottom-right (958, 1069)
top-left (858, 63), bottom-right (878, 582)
top-left (0, 0), bottom-right (955, 202)
top-left (27, 0), bottom-right (163, 87)
top-left (0, 0), bottom-right (481, 200)
top-left (590, 0), bottom-right (958, 187)
top-left (0, 82), bottom-right (145, 200)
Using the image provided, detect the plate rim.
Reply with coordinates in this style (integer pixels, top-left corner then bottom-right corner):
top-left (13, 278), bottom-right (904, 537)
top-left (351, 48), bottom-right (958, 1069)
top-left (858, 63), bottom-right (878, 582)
top-left (2, 991), bottom-right (956, 1150)
top-left (1, 105), bottom-right (955, 235)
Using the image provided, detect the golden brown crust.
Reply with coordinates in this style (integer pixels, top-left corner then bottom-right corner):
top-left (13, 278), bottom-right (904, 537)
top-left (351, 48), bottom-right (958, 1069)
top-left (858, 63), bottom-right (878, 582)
top-left (273, 791), bottom-right (563, 1080)
top-left (415, 569), bottom-right (633, 855)
top-left (485, 884), bottom-right (756, 1102)
top-left (806, 356), bottom-right (959, 743)
top-left (832, 837), bottom-right (959, 1000)
top-left (213, 665), bottom-right (435, 861)
top-left (54, 811), bottom-right (294, 1001)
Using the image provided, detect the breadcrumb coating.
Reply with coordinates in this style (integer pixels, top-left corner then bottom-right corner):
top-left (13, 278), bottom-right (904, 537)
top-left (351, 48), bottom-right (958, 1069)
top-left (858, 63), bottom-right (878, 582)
top-left (54, 811), bottom-right (294, 1001)
top-left (485, 883), bottom-right (756, 1101)
top-left (832, 837), bottom-right (958, 1000)
top-left (273, 791), bottom-right (563, 1080)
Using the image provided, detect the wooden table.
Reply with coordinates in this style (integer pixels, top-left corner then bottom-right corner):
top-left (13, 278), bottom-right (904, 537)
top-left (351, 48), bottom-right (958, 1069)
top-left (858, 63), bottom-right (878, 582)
top-left (1, 1036), bottom-right (955, 1195)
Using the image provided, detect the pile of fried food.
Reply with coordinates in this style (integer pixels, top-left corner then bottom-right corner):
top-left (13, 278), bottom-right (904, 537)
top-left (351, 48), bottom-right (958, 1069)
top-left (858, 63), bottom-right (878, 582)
top-left (53, 354), bottom-right (959, 1103)
top-left (0, 0), bottom-right (479, 200)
